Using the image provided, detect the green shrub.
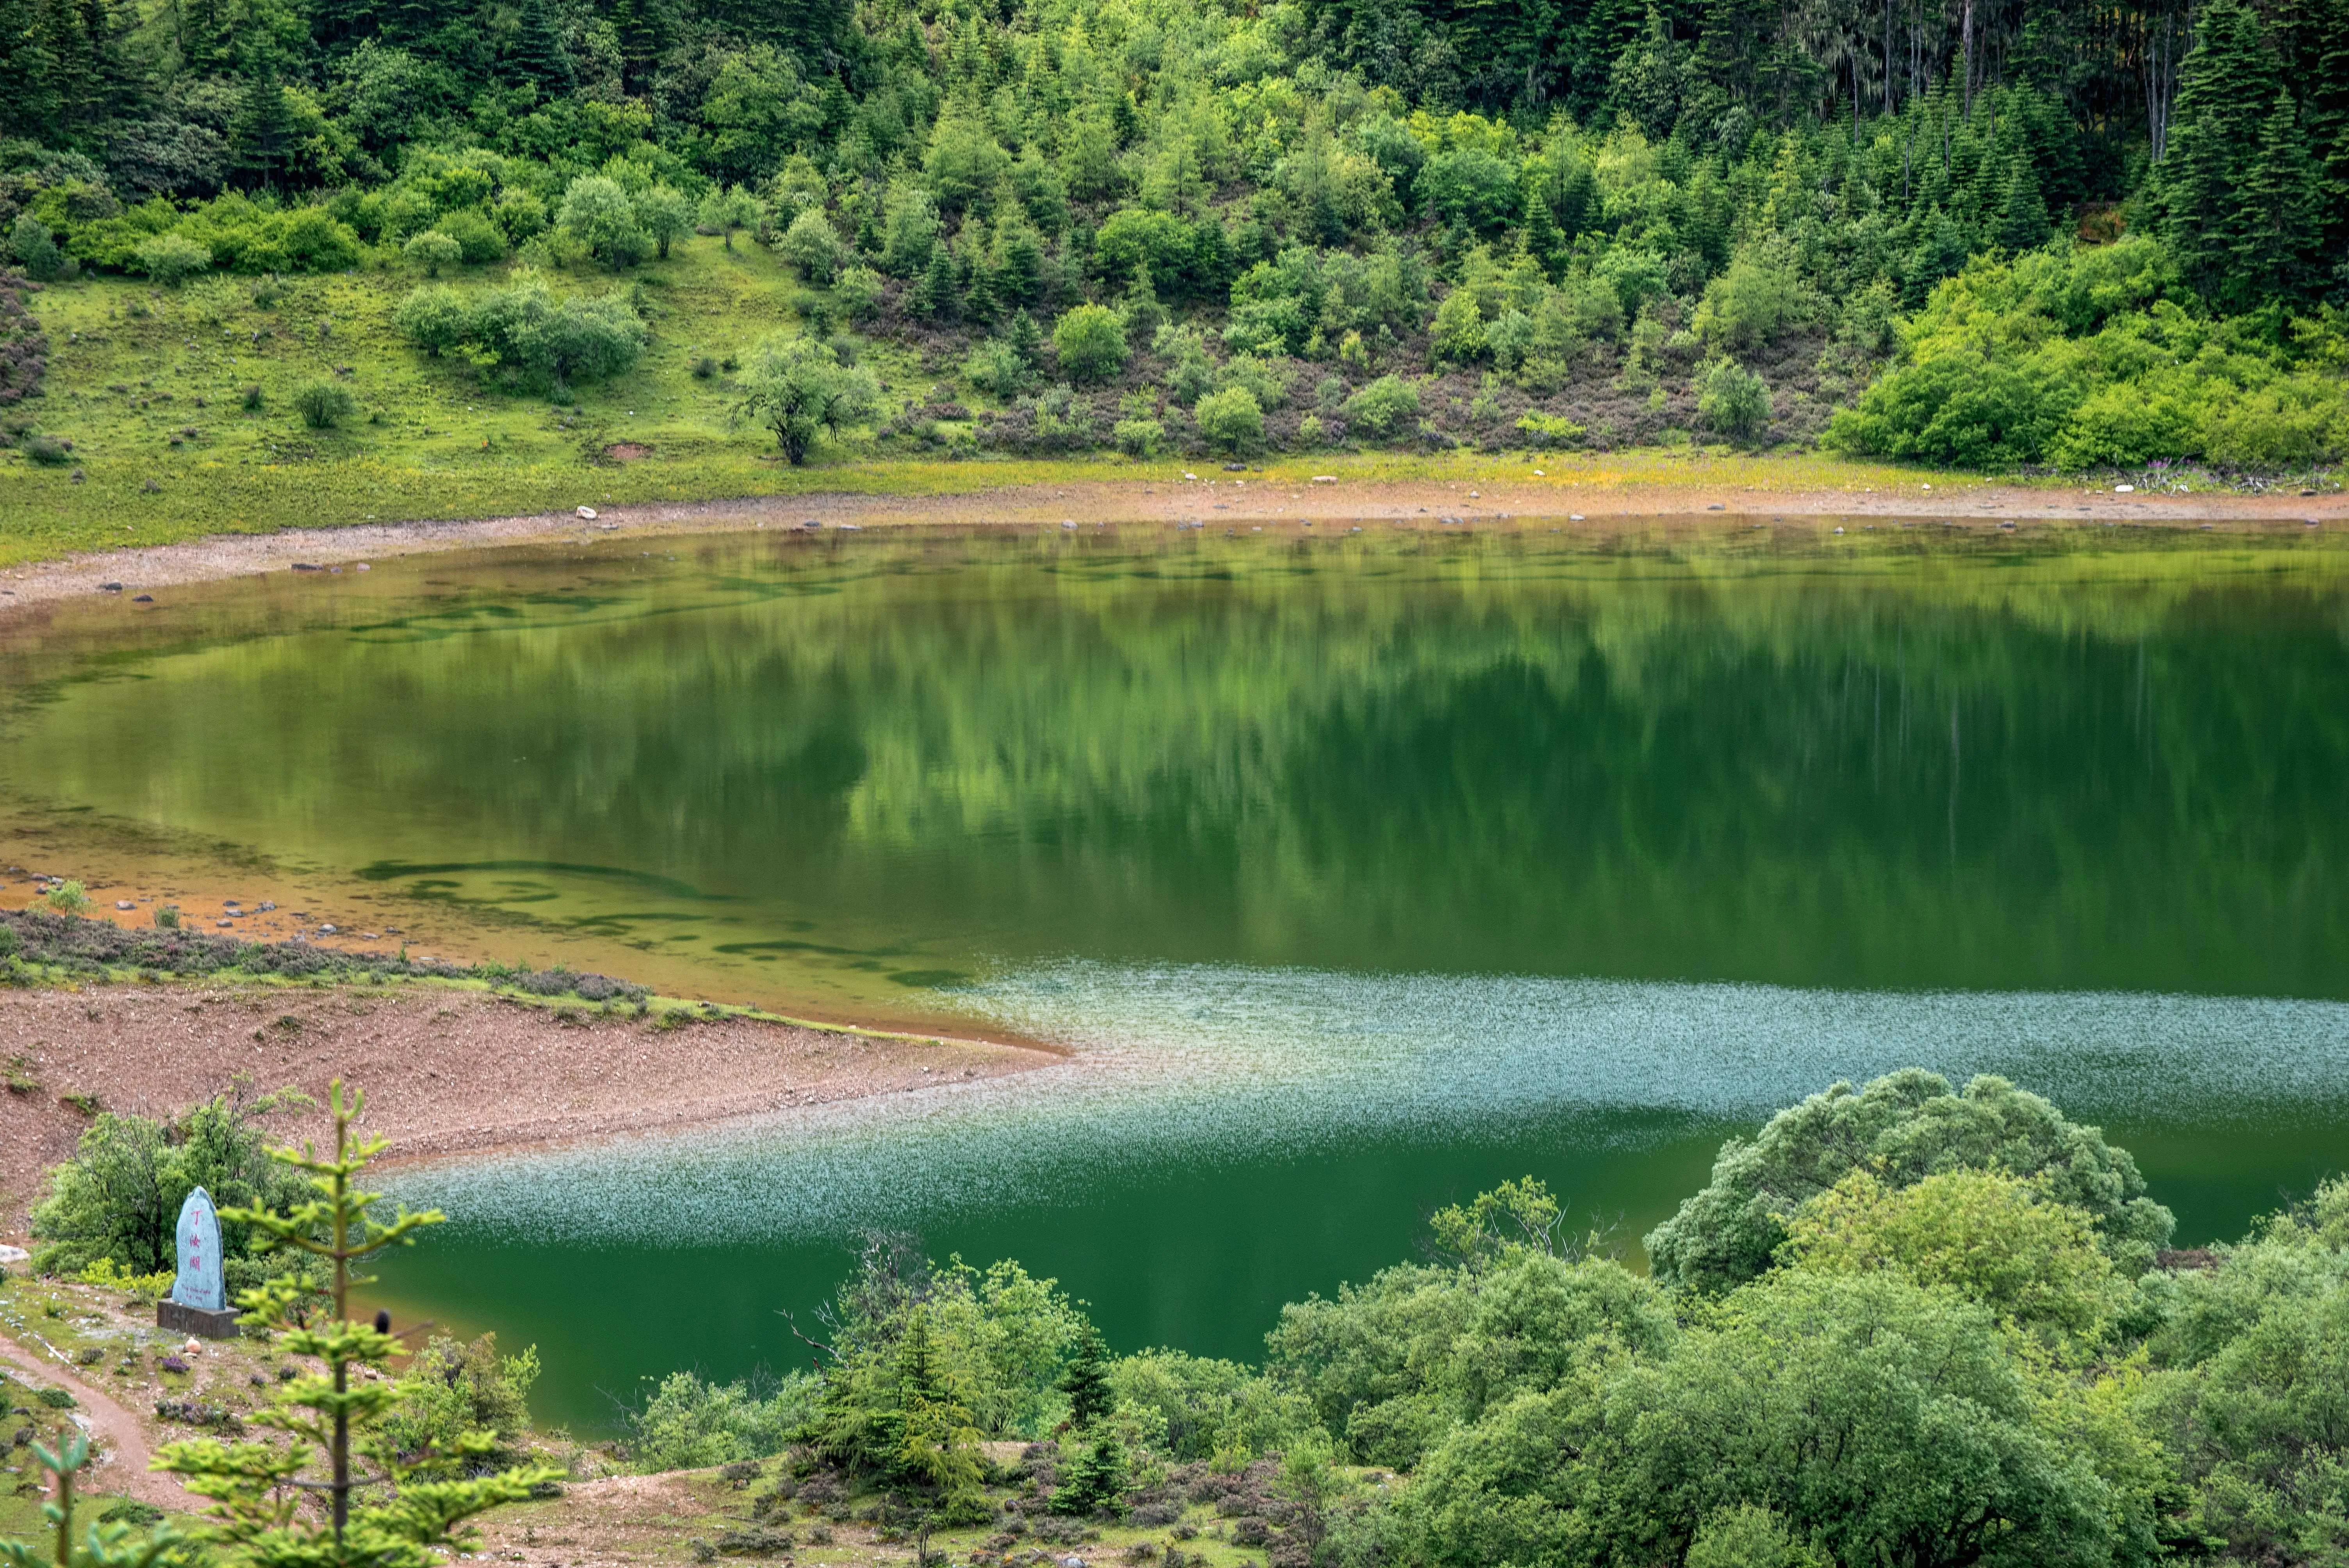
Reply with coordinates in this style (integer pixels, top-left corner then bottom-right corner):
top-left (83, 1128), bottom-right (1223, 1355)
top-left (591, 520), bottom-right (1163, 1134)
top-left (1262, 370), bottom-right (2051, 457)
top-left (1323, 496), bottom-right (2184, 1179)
top-left (779, 207), bottom-right (848, 284)
top-left (558, 175), bottom-right (651, 269)
top-left (1696, 357), bottom-right (1773, 441)
top-left (9, 214), bottom-right (64, 282)
top-left (1193, 385), bottom-right (1263, 454)
top-left (965, 337), bottom-right (1035, 398)
top-left (1431, 288), bottom-right (1485, 363)
top-left (293, 380), bottom-right (359, 429)
top-left (1054, 304), bottom-right (1130, 383)
top-left (1113, 416), bottom-right (1165, 456)
top-left (381, 1335), bottom-right (542, 1472)
top-left (2046, 379), bottom-right (2202, 469)
top-left (1215, 353), bottom-right (1290, 411)
top-left (1694, 243), bottom-right (1806, 353)
top-left (42, 879), bottom-right (91, 914)
top-left (403, 230), bottom-right (463, 276)
top-left (436, 205), bottom-right (508, 264)
top-left (733, 331), bottom-right (880, 463)
top-left (1342, 374), bottom-right (1420, 437)
top-left (133, 231), bottom-right (212, 286)
top-left (154, 904), bottom-right (180, 929)
top-left (832, 264), bottom-right (884, 321)
top-left (392, 284), bottom-right (478, 355)
top-left (1827, 353), bottom-right (2070, 468)
top-left (30, 1088), bottom-right (312, 1280)
top-left (239, 383), bottom-right (264, 410)
top-left (626, 1370), bottom-right (815, 1471)
top-left (23, 433), bottom-right (71, 465)
top-left (1515, 410), bottom-right (1586, 448)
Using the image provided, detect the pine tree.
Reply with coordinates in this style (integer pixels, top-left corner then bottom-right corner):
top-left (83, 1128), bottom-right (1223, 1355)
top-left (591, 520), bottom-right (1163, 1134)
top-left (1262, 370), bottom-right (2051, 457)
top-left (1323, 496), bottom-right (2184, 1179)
top-left (1518, 186), bottom-right (1563, 279)
top-left (508, 0), bottom-right (572, 94)
top-left (150, 1083), bottom-right (557, 1567)
top-left (1992, 153), bottom-right (2050, 251)
top-left (2235, 88), bottom-right (2324, 300)
top-left (1059, 1326), bottom-right (1113, 1428)
top-left (1006, 308), bottom-right (1044, 368)
top-left (2158, 0), bottom-right (2282, 308)
top-left (914, 244), bottom-right (957, 320)
top-left (228, 60), bottom-right (298, 190)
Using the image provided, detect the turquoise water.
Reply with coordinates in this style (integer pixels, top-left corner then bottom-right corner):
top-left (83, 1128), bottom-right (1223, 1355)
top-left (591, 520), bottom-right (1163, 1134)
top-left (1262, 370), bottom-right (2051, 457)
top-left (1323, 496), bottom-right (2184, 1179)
top-left (3, 524), bottom-right (2345, 1428)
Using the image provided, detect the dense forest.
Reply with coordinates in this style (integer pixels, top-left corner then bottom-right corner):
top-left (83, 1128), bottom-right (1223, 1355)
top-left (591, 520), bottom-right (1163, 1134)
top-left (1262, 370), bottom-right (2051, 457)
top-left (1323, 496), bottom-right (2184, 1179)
top-left (1, 0), bottom-right (2345, 468)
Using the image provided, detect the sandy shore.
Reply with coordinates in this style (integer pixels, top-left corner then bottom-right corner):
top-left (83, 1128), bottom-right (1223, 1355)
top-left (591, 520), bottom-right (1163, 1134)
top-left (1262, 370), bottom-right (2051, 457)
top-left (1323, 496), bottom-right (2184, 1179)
top-left (0, 983), bottom-right (1054, 1242)
top-left (0, 473), bottom-right (2338, 616)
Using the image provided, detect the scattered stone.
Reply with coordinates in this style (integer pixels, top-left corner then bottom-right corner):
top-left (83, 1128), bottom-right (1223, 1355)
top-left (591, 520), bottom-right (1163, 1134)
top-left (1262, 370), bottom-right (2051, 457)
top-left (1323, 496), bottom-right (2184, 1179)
top-left (133, 594), bottom-right (153, 602)
top-left (99, 582), bottom-right (123, 592)
top-left (291, 563), bottom-right (323, 572)
top-left (1311, 475), bottom-right (1337, 483)
top-left (576, 506), bottom-right (598, 520)
top-left (115, 901), bottom-right (134, 910)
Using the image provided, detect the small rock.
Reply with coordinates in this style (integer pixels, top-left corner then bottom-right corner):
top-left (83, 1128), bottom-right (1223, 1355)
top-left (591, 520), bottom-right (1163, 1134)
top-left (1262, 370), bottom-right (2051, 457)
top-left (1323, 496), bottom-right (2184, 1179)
top-left (319, 924), bottom-right (338, 934)
top-left (1061, 520), bottom-right (1076, 529)
top-left (291, 563), bottom-right (323, 572)
top-left (217, 918), bottom-right (234, 927)
top-left (1706, 503), bottom-right (1725, 511)
top-left (1312, 475), bottom-right (1337, 483)
top-left (1570, 514), bottom-right (1584, 521)
top-left (355, 563), bottom-right (370, 572)
top-left (2114, 484), bottom-right (2134, 494)
top-left (116, 901), bottom-right (135, 910)
top-left (183, 1338), bottom-right (202, 1355)
top-left (258, 902), bottom-right (276, 912)
top-left (576, 506), bottom-right (598, 520)
top-left (1833, 526), bottom-right (1845, 534)
top-left (99, 581), bottom-right (124, 592)
top-left (133, 594), bottom-right (153, 602)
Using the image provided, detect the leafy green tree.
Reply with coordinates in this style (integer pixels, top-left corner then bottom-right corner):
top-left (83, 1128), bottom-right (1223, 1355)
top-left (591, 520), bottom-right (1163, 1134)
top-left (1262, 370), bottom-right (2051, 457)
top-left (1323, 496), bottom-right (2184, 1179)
top-left (634, 184), bottom-right (693, 260)
top-left (31, 1087), bottom-right (309, 1282)
top-left (732, 332), bottom-right (878, 463)
top-left (697, 185), bottom-right (762, 251)
top-left (401, 230), bottom-right (460, 276)
top-left (1779, 1168), bottom-right (2122, 1342)
top-left (557, 175), bottom-right (651, 269)
top-left (780, 206), bottom-right (847, 283)
top-left (1645, 1070), bottom-right (2174, 1295)
top-left (1052, 303), bottom-right (1128, 382)
top-left (152, 1082), bottom-right (558, 1566)
top-left (1192, 385), bottom-right (1262, 454)
top-left (1341, 374), bottom-right (1420, 437)
top-left (1696, 356), bottom-right (1772, 441)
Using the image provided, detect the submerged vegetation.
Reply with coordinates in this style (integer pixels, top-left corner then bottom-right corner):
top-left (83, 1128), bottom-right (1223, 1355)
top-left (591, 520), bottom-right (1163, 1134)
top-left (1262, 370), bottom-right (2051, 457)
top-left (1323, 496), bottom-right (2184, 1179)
top-left (0, 0), bottom-right (2344, 554)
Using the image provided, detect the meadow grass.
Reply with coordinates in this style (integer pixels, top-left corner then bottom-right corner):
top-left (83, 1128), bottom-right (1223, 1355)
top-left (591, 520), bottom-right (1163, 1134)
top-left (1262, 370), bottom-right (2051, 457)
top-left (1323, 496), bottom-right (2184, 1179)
top-left (3, 238), bottom-right (2010, 569)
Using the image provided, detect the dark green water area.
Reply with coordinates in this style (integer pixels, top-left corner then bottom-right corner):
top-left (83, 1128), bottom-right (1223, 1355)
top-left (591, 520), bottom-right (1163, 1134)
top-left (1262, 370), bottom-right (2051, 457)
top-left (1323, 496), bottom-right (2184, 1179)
top-left (4, 521), bottom-right (2345, 1431)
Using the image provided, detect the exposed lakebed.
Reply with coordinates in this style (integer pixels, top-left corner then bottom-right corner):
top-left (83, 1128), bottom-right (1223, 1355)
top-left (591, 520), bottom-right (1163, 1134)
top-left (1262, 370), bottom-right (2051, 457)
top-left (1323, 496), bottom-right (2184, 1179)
top-left (3, 520), bottom-right (2344, 1428)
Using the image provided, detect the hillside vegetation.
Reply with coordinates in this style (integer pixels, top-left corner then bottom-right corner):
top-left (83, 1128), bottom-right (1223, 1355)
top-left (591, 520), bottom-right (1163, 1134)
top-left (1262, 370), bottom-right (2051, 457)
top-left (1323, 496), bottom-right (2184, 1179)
top-left (0, 0), bottom-right (2345, 544)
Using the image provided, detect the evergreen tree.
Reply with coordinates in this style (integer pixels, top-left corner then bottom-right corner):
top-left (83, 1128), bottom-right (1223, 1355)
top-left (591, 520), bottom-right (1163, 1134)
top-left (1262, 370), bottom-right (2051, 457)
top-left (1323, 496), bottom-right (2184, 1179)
top-left (508, 0), bottom-right (573, 94)
top-left (2158, 0), bottom-right (2283, 308)
top-left (1006, 307), bottom-right (1043, 367)
top-left (1991, 153), bottom-right (2050, 251)
top-left (1518, 186), bottom-right (1563, 278)
top-left (914, 244), bottom-right (958, 320)
top-left (2235, 89), bottom-right (2324, 300)
top-left (228, 59), bottom-right (298, 189)
top-left (1059, 1326), bottom-right (1114, 1428)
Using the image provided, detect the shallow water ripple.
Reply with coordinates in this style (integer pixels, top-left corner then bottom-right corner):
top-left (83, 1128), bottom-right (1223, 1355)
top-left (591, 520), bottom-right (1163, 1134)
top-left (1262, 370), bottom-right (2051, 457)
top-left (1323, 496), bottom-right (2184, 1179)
top-left (391, 964), bottom-right (2349, 1247)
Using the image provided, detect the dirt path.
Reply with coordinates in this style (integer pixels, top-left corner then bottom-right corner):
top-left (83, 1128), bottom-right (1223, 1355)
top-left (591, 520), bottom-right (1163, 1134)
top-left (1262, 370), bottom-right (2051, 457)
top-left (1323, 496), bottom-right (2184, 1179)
top-left (0, 472), bottom-right (2338, 618)
top-left (0, 1328), bottom-right (192, 1509)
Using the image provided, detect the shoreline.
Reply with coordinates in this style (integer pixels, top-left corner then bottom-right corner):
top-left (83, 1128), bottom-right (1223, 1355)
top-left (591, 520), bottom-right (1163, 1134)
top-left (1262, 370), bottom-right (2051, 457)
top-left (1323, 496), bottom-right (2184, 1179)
top-left (1, 470), bottom-right (2340, 618)
top-left (0, 979), bottom-right (1059, 1244)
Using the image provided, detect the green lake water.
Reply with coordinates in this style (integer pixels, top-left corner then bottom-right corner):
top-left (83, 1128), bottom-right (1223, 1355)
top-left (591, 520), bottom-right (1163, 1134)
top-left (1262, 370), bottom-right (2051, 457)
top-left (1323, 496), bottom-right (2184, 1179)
top-left (3, 522), bottom-right (2345, 1430)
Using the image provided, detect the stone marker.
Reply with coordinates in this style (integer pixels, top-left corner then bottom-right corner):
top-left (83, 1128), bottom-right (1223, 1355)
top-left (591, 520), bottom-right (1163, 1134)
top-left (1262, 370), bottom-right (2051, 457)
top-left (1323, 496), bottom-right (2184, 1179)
top-left (157, 1187), bottom-right (240, 1338)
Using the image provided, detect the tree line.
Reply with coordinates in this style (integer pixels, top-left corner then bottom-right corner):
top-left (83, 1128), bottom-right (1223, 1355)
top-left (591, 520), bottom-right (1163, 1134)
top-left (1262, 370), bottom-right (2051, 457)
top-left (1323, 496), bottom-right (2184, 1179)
top-left (1, 0), bottom-right (2344, 468)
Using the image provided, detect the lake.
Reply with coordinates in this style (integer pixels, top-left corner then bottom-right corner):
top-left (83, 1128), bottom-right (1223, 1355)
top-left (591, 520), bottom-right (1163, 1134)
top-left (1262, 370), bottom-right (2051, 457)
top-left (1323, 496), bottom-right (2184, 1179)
top-left (4, 520), bottom-right (2345, 1430)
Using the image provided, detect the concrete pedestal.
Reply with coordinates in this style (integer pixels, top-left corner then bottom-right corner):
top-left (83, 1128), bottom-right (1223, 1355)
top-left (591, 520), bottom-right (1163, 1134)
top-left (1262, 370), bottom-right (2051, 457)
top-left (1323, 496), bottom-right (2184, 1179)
top-left (158, 1300), bottom-right (241, 1338)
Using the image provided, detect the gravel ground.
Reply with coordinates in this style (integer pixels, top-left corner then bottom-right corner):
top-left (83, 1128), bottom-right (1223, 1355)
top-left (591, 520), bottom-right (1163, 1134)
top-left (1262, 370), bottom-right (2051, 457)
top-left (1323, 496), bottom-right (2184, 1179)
top-left (0, 983), bottom-right (1053, 1241)
top-left (0, 476), bottom-right (2337, 617)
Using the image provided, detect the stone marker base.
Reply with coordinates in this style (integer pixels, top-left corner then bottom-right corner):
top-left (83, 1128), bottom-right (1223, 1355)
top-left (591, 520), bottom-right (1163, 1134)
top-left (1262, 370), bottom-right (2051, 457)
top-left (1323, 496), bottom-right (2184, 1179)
top-left (158, 1301), bottom-right (242, 1338)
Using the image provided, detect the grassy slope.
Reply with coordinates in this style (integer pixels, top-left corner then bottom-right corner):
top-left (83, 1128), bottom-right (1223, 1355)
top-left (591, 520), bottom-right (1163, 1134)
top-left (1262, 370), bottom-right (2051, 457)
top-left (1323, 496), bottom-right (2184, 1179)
top-left (0, 237), bottom-right (1987, 569)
